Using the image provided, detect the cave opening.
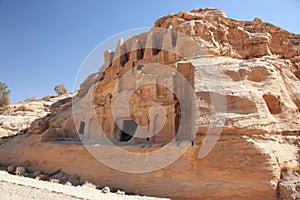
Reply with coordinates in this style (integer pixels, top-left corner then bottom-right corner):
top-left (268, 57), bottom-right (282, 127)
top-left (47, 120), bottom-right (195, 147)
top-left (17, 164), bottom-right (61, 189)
top-left (120, 120), bottom-right (138, 142)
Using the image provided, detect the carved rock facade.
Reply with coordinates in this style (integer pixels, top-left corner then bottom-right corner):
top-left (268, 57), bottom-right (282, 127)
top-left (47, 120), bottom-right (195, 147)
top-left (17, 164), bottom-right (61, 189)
top-left (1, 8), bottom-right (299, 200)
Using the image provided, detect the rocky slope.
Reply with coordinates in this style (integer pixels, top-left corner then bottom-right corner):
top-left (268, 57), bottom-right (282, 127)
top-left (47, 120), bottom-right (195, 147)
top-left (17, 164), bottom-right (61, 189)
top-left (0, 95), bottom-right (73, 139)
top-left (0, 8), bottom-right (299, 200)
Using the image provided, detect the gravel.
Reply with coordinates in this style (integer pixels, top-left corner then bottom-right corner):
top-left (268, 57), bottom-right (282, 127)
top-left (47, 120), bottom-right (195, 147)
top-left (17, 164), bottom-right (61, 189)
top-left (0, 171), bottom-right (168, 200)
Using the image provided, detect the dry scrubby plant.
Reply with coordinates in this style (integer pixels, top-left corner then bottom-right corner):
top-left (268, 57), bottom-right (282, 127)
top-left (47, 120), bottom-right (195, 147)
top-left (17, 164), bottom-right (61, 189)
top-left (25, 96), bottom-right (37, 102)
top-left (0, 81), bottom-right (10, 112)
top-left (42, 95), bottom-right (51, 101)
top-left (54, 84), bottom-right (68, 96)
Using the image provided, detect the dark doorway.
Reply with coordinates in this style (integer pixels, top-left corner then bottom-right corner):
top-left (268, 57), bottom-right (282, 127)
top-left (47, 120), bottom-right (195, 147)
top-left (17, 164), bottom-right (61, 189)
top-left (78, 121), bottom-right (85, 134)
top-left (174, 100), bottom-right (181, 136)
top-left (120, 120), bottom-right (138, 142)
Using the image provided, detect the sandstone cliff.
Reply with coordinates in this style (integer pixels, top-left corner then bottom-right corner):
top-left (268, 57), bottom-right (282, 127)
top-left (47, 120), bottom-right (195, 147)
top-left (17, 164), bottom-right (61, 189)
top-left (0, 8), bottom-right (299, 200)
top-left (25, 8), bottom-right (300, 139)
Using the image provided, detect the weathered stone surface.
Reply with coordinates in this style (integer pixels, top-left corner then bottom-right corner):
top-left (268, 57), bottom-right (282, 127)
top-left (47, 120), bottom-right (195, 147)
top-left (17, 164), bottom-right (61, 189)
top-left (104, 50), bottom-right (114, 68)
top-left (278, 168), bottom-right (300, 200)
top-left (0, 95), bottom-right (74, 138)
top-left (0, 134), bottom-right (285, 199)
top-left (155, 8), bottom-right (300, 59)
top-left (0, 8), bottom-right (299, 200)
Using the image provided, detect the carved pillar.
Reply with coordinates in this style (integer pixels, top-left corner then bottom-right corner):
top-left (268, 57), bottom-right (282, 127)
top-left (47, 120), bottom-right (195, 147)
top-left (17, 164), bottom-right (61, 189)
top-left (104, 50), bottom-right (114, 68)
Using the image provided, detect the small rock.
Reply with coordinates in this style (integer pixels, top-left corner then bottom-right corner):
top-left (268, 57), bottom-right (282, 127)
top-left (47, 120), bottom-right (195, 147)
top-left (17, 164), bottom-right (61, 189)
top-left (65, 181), bottom-right (72, 186)
top-left (49, 171), bottom-right (82, 186)
top-left (15, 166), bottom-right (27, 176)
top-left (116, 190), bottom-right (125, 195)
top-left (68, 174), bottom-right (82, 186)
top-left (10, 123), bottom-right (17, 128)
top-left (296, 185), bottom-right (300, 192)
top-left (32, 171), bottom-right (42, 178)
top-left (82, 181), bottom-right (96, 189)
top-left (2, 124), bottom-right (11, 130)
top-left (21, 124), bottom-right (28, 129)
top-left (35, 174), bottom-right (49, 181)
top-left (0, 166), bottom-right (6, 171)
top-left (49, 178), bottom-right (61, 184)
top-left (253, 17), bottom-right (263, 24)
top-left (7, 165), bottom-right (16, 174)
top-left (102, 187), bottom-right (110, 194)
top-left (15, 105), bottom-right (34, 112)
top-left (23, 172), bottom-right (32, 178)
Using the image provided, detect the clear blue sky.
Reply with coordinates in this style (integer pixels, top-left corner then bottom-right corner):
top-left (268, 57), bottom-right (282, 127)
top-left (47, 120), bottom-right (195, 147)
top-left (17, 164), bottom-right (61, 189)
top-left (0, 0), bottom-right (299, 102)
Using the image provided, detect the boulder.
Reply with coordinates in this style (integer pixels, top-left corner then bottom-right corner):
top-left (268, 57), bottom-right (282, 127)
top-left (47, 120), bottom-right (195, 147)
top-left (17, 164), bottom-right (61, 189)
top-left (49, 171), bottom-right (82, 186)
top-left (102, 187), bottom-right (110, 194)
top-left (7, 165), bottom-right (16, 174)
top-left (15, 166), bottom-right (27, 176)
top-left (35, 174), bottom-right (49, 181)
top-left (31, 171), bottom-right (42, 178)
top-left (116, 190), bottom-right (125, 195)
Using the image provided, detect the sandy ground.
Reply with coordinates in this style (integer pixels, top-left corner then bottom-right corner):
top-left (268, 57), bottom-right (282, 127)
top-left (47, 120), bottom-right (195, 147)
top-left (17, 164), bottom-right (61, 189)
top-left (0, 171), bottom-right (168, 200)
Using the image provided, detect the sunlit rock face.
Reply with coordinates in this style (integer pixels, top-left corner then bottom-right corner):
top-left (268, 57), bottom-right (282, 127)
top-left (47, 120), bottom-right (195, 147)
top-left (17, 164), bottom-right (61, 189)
top-left (27, 8), bottom-right (300, 142)
top-left (1, 8), bottom-right (299, 200)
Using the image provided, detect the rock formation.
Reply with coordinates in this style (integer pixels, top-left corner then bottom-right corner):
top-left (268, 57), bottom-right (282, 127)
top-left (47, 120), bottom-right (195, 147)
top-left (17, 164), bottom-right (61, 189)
top-left (0, 95), bottom-right (73, 139)
top-left (0, 8), bottom-right (299, 200)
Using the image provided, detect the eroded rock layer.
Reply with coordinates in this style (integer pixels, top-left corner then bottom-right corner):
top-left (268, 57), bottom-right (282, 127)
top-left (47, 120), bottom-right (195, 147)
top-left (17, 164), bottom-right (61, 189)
top-left (0, 8), bottom-right (299, 200)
